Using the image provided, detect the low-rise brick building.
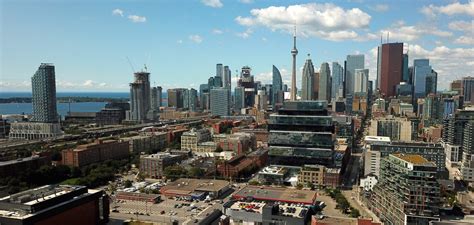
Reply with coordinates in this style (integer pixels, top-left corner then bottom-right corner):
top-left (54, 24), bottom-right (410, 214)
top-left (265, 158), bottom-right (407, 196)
top-left (61, 140), bottom-right (129, 167)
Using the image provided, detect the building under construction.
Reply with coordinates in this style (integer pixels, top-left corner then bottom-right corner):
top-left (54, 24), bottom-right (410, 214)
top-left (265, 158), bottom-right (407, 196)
top-left (369, 153), bottom-right (440, 225)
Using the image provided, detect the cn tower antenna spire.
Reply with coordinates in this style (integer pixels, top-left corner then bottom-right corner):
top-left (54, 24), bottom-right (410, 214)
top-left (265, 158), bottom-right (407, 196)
top-left (290, 24), bottom-right (298, 101)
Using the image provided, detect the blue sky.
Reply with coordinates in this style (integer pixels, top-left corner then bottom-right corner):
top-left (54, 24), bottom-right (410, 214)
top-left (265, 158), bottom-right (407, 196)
top-left (1, 0), bottom-right (473, 92)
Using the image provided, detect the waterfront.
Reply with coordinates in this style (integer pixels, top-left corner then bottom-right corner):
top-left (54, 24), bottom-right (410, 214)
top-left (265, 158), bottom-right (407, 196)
top-left (0, 102), bottom-right (107, 117)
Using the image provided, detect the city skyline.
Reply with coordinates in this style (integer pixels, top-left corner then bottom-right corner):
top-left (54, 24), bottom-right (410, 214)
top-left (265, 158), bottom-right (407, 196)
top-left (1, 0), bottom-right (473, 92)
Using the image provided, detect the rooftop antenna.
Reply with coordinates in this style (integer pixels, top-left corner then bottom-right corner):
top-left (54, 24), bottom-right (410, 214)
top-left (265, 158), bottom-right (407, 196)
top-left (126, 56), bottom-right (136, 73)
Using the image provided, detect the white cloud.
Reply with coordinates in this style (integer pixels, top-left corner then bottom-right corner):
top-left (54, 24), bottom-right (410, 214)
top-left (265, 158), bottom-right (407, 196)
top-left (421, 1), bottom-right (474, 17)
top-left (128, 15), bottom-right (146, 23)
top-left (189, 34), bottom-right (203, 43)
top-left (235, 3), bottom-right (372, 41)
top-left (369, 4), bottom-right (389, 12)
top-left (201, 0), bottom-right (223, 8)
top-left (379, 21), bottom-right (452, 42)
top-left (112, 9), bottom-right (124, 17)
top-left (212, 29), bottom-right (223, 34)
top-left (454, 36), bottom-right (474, 45)
top-left (448, 20), bottom-right (472, 31)
top-left (239, 0), bottom-right (253, 4)
top-left (236, 28), bottom-right (253, 39)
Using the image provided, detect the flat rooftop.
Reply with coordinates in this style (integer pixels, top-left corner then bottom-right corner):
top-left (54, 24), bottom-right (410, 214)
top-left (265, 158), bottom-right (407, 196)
top-left (364, 136), bottom-right (391, 142)
top-left (392, 153), bottom-right (434, 166)
top-left (160, 178), bottom-right (229, 195)
top-left (233, 185), bottom-right (317, 205)
top-left (228, 201), bottom-right (308, 218)
top-left (0, 155), bottom-right (45, 167)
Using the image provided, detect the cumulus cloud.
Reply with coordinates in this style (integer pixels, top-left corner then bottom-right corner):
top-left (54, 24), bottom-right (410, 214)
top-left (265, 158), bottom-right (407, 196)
top-left (112, 8), bottom-right (124, 17)
top-left (235, 3), bottom-right (372, 41)
top-left (212, 29), bottom-right (224, 34)
top-left (369, 4), bottom-right (389, 12)
top-left (448, 20), bottom-right (472, 31)
top-left (236, 28), bottom-right (253, 39)
top-left (421, 1), bottom-right (474, 17)
top-left (201, 0), bottom-right (223, 8)
top-left (189, 34), bottom-right (203, 43)
top-left (128, 15), bottom-right (146, 23)
top-left (378, 21), bottom-right (452, 42)
top-left (454, 36), bottom-right (474, 45)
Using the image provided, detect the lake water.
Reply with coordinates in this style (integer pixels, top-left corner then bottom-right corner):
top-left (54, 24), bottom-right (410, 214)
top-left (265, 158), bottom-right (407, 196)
top-left (0, 102), bottom-right (108, 117)
top-left (0, 92), bottom-right (130, 98)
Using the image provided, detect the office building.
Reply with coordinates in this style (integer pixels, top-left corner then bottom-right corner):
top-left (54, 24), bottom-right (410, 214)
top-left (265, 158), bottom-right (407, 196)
top-left (61, 140), bottom-right (129, 167)
top-left (224, 65), bottom-right (231, 88)
top-left (120, 132), bottom-right (168, 153)
top-left (370, 154), bottom-right (440, 225)
top-left (377, 43), bottom-right (403, 98)
top-left (199, 84), bottom-right (210, 110)
top-left (450, 80), bottom-right (462, 94)
top-left (210, 87), bottom-right (231, 116)
top-left (208, 75), bottom-right (222, 89)
top-left (255, 90), bottom-right (268, 110)
top-left (462, 77), bottom-right (474, 103)
top-left (140, 152), bottom-right (187, 178)
top-left (331, 62), bottom-right (344, 100)
top-left (167, 88), bottom-right (185, 109)
top-left (313, 72), bottom-right (320, 100)
top-left (272, 65), bottom-right (283, 110)
top-left (216, 63), bottom-right (223, 82)
top-left (268, 101), bottom-right (335, 167)
top-left (319, 62), bottom-right (331, 102)
top-left (402, 53), bottom-right (409, 82)
top-left (160, 178), bottom-right (230, 199)
top-left (301, 55), bottom-right (315, 100)
top-left (128, 71), bottom-right (151, 122)
top-left (354, 69), bottom-right (369, 94)
top-left (345, 54), bottom-right (365, 97)
top-left (442, 108), bottom-right (474, 160)
top-left (183, 88), bottom-right (198, 111)
top-left (150, 86), bottom-right (162, 110)
top-left (369, 116), bottom-right (412, 141)
top-left (8, 64), bottom-right (62, 140)
top-left (156, 86), bottom-right (163, 107)
top-left (234, 86), bottom-right (245, 113)
top-left (95, 102), bottom-right (129, 126)
top-left (413, 59), bottom-right (434, 99)
top-left (0, 185), bottom-right (109, 225)
top-left (181, 128), bottom-right (212, 152)
top-left (238, 66), bottom-right (256, 107)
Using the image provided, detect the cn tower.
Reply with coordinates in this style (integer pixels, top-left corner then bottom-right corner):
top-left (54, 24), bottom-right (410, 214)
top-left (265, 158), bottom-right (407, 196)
top-left (290, 26), bottom-right (298, 101)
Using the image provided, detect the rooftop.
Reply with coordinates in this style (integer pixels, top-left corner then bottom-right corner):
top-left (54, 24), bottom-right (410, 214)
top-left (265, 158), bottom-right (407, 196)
top-left (228, 201), bottom-right (309, 218)
top-left (233, 185), bottom-right (317, 205)
top-left (160, 178), bottom-right (229, 195)
top-left (141, 152), bottom-right (182, 160)
top-left (0, 155), bottom-right (46, 167)
top-left (392, 153), bottom-right (434, 166)
top-left (364, 136), bottom-right (391, 142)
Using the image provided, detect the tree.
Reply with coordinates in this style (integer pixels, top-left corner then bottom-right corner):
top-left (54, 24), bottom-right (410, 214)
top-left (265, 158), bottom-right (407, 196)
top-left (187, 167), bottom-right (205, 177)
top-left (214, 146), bottom-right (223, 153)
top-left (248, 180), bottom-right (260, 186)
top-left (296, 183), bottom-right (303, 190)
top-left (124, 180), bottom-right (133, 188)
top-left (163, 165), bottom-right (187, 178)
top-left (350, 207), bottom-right (360, 218)
top-left (306, 182), bottom-right (315, 190)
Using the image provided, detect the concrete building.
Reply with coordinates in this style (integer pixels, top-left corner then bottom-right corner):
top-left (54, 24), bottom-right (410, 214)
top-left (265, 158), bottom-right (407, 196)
top-left (183, 88), bottom-right (198, 111)
top-left (238, 66), bottom-right (256, 108)
top-left (319, 62), bottom-right (331, 102)
top-left (9, 64), bottom-right (62, 140)
top-left (354, 69), bottom-right (369, 94)
top-left (370, 154), bottom-right (440, 225)
top-left (377, 43), bottom-right (403, 98)
top-left (345, 54), bottom-right (365, 97)
top-left (181, 128), bottom-right (212, 152)
top-left (217, 149), bottom-right (268, 179)
top-left (128, 71), bottom-right (151, 122)
top-left (460, 122), bottom-right (474, 182)
top-left (121, 132), bottom-right (168, 153)
top-left (0, 185), bottom-right (109, 225)
top-left (233, 185), bottom-right (317, 205)
top-left (369, 116), bottom-right (412, 141)
top-left (167, 88), bottom-right (186, 109)
top-left (443, 108), bottom-right (474, 163)
top-left (298, 164), bottom-right (325, 187)
top-left (301, 55), bottom-right (315, 100)
top-left (255, 90), bottom-right (268, 110)
top-left (360, 174), bottom-right (378, 191)
top-left (210, 87), bottom-right (231, 116)
top-left (160, 178), bottom-right (230, 199)
top-left (365, 141), bottom-right (446, 177)
top-left (61, 140), bottom-right (129, 167)
top-left (331, 62), bottom-right (344, 101)
top-left (139, 152), bottom-right (187, 178)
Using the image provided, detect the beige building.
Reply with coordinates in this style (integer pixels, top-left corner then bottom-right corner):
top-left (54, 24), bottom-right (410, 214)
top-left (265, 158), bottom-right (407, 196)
top-left (298, 164), bottom-right (324, 186)
top-left (181, 128), bottom-right (212, 151)
top-left (121, 132), bottom-right (168, 153)
top-left (369, 116), bottom-right (412, 141)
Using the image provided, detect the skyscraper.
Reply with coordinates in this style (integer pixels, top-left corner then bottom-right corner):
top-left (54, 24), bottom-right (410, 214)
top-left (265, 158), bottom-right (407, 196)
top-left (234, 86), bottom-right (245, 113)
top-left (224, 66), bottom-right (231, 89)
top-left (31, 63), bottom-right (58, 123)
top-left (462, 76), bottom-right (474, 103)
top-left (345, 54), bottom-right (365, 97)
top-left (378, 43), bottom-right (403, 98)
top-left (319, 62), bottom-right (331, 102)
top-left (216, 63), bottom-right (223, 83)
top-left (290, 27), bottom-right (298, 101)
top-left (199, 84), bottom-right (210, 110)
top-left (183, 88), bottom-right (198, 112)
top-left (167, 88), bottom-right (185, 109)
top-left (354, 69), bottom-right (369, 94)
top-left (238, 66), bottom-right (256, 107)
top-left (301, 54), bottom-right (315, 100)
top-left (9, 63), bottom-right (62, 139)
top-left (425, 70), bottom-right (438, 95)
top-left (129, 71), bottom-right (151, 122)
top-left (210, 87), bottom-right (230, 116)
top-left (150, 87), bottom-right (159, 110)
top-left (413, 59), bottom-right (433, 99)
top-left (331, 62), bottom-right (344, 100)
top-left (402, 53), bottom-right (409, 82)
top-left (156, 86), bottom-right (163, 108)
top-left (272, 65), bottom-right (283, 110)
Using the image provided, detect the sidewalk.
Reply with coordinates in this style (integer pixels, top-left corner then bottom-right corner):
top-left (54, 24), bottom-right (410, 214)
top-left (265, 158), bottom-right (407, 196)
top-left (342, 189), bottom-right (381, 223)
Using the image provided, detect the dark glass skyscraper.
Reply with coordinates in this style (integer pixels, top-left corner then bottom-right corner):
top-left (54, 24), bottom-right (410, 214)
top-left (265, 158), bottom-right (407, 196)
top-left (31, 63), bottom-right (58, 123)
top-left (272, 65), bottom-right (283, 110)
top-left (129, 72), bottom-right (151, 122)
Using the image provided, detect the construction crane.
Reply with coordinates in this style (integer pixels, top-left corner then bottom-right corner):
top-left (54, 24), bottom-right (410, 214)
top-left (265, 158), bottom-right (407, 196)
top-left (126, 56), bottom-right (136, 73)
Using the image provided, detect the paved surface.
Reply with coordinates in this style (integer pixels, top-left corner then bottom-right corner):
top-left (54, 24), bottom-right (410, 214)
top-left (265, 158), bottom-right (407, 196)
top-left (342, 189), bottom-right (380, 222)
top-left (317, 193), bottom-right (347, 218)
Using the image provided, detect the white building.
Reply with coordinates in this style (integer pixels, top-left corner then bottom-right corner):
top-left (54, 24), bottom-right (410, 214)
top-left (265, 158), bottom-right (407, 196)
top-left (360, 174), bottom-right (378, 191)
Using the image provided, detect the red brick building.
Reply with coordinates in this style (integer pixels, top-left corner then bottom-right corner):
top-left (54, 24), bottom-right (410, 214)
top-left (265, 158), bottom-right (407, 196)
top-left (217, 149), bottom-right (268, 179)
top-left (61, 139), bottom-right (129, 167)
